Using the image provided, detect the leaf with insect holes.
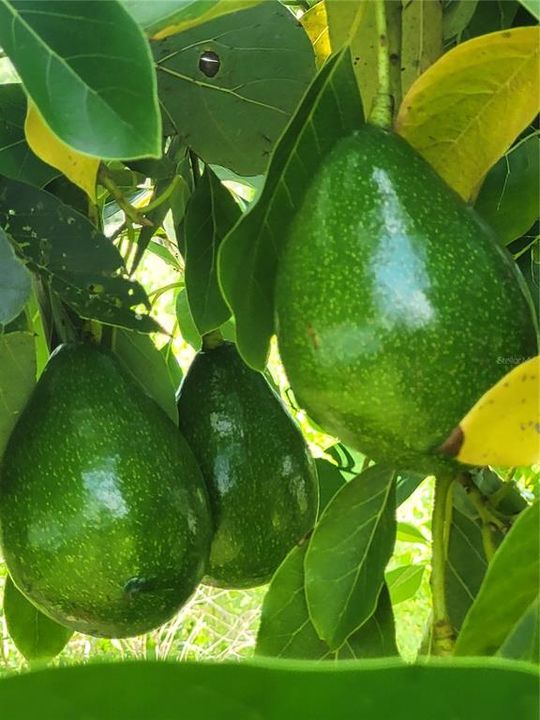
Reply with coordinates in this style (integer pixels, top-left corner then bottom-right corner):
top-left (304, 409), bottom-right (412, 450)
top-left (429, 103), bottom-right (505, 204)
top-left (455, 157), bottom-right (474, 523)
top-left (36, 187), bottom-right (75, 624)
top-left (396, 27), bottom-right (540, 200)
top-left (154, 1), bottom-right (315, 176)
top-left (219, 48), bottom-right (363, 369)
top-left (0, 177), bottom-right (158, 333)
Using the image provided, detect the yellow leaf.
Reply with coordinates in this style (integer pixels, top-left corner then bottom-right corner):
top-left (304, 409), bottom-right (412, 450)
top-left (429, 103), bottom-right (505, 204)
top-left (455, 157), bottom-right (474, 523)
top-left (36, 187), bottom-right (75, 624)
top-left (301, 2), bottom-right (331, 68)
top-left (396, 27), bottom-right (540, 201)
top-left (25, 104), bottom-right (99, 203)
top-left (442, 356), bottom-right (540, 467)
top-left (152, 1), bottom-right (260, 40)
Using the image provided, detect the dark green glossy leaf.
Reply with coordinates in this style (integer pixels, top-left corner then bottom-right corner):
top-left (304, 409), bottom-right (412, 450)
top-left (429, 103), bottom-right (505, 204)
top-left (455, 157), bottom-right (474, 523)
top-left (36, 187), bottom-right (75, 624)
top-left (0, 331), bottom-right (35, 457)
top-left (455, 501), bottom-right (539, 656)
top-left (0, 177), bottom-right (158, 333)
top-left (154, 1), bottom-right (314, 176)
top-left (305, 465), bottom-right (395, 649)
top-left (219, 48), bottom-right (363, 369)
top-left (3, 576), bottom-right (72, 662)
top-left (122, 0), bottom-right (261, 37)
top-left (0, 227), bottom-right (31, 325)
top-left (113, 330), bottom-right (178, 423)
top-left (498, 596), bottom-right (540, 664)
top-left (475, 133), bottom-right (539, 245)
top-left (0, 657), bottom-right (537, 720)
top-left (0, 0), bottom-right (160, 159)
top-left (315, 457), bottom-right (346, 515)
top-left (336, 585), bottom-right (398, 659)
top-left (184, 168), bottom-right (240, 334)
top-left (0, 84), bottom-right (57, 187)
top-left (256, 543), bottom-right (331, 660)
top-left (386, 564), bottom-right (425, 605)
top-left (445, 506), bottom-right (487, 631)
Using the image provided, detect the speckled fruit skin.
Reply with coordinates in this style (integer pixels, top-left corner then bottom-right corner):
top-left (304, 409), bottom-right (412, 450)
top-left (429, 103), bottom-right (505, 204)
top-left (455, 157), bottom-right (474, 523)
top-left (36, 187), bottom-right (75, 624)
top-left (275, 125), bottom-right (538, 475)
top-left (0, 343), bottom-right (212, 638)
top-left (177, 342), bottom-right (318, 588)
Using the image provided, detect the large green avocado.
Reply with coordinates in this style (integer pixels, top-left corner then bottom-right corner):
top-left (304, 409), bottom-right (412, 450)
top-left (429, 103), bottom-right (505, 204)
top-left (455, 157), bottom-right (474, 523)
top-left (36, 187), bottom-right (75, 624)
top-left (275, 125), bottom-right (538, 474)
top-left (0, 343), bottom-right (212, 638)
top-left (177, 342), bottom-right (318, 588)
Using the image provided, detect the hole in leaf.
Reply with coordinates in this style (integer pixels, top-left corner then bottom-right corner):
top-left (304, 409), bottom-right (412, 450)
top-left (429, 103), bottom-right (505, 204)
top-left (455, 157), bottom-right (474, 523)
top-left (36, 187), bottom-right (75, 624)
top-left (199, 50), bottom-right (220, 78)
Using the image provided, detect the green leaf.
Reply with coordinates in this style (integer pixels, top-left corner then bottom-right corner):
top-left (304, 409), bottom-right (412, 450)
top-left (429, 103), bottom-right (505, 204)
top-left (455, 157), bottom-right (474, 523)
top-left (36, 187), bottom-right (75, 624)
top-left (305, 465), bottom-right (395, 649)
top-left (0, 0), bottom-right (160, 159)
top-left (518, 0), bottom-right (540, 19)
top-left (336, 585), bottom-right (398, 659)
top-left (0, 657), bottom-right (537, 719)
top-left (396, 522), bottom-right (428, 545)
top-left (0, 177), bottom-right (158, 333)
top-left (386, 564), bottom-right (425, 605)
top-left (401, 0), bottom-right (443, 96)
top-left (184, 168), bottom-right (240, 335)
top-left (462, 0), bottom-right (519, 39)
top-left (455, 501), bottom-right (540, 656)
top-left (0, 227), bottom-right (31, 326)
top-left (219, 48), bottom-right (363, 369)
top-left (0, 331), bottom-right (35, 457)
top-left (154, 1), bottom-right (315, 176)
top-left (3, 576), bottom-right (72, 662)
top-left (498, 596), bottom-right (540, 664)
top-left (315, 457), bottom-right (346, 515)
top-left (445, 506), bottom-right (488, 631)
top-left (176, 288), bottom-right (202, 350)
top-left (113, 330), bottom-right (178, 423)
top-left (123, 0), bottom-right (261, 38)
top-left (256, 543), bottom-right (331, 660)
top-left (442, 0), bottom-right (479, 40)
top-left (475, 133), bottom-right (539, 245)
top-left (0, 83), bottom-right (58, 187)
top-left (396, 472), bottom-right (426, 506)
top-left (160, 340), bottom-right (183, 390)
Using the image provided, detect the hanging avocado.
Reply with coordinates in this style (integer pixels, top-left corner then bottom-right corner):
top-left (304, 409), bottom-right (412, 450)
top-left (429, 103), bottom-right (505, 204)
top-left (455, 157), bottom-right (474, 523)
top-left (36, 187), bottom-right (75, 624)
top-left (0, 343), bottom-right (212, 638)
top-left (275, 124), bottom-right (538, 474)
top-left (177, 341), bottom-right (318, 588)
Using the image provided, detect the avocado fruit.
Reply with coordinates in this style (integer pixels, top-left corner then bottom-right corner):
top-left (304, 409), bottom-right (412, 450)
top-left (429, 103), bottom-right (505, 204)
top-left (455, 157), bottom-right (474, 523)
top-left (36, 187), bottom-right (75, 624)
top-left (275, 124), bottom-right (538, 474)
top-left (0, 343), bottom-right (212, 638)
top-left (177, 341), bottom-right (318, 588)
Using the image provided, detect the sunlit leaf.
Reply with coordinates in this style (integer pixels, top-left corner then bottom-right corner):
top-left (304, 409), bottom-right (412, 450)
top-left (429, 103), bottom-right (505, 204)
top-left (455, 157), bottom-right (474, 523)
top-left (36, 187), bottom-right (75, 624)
top-left (386, 565), bottom-right (425, 605)
top-left (301, 1), bottom-right (331, 67)
top-left (25, 103), bottom-right (99, 203)
top-left (0, 656), bottom-right (537, 719)
top-left (396, 27), bottom-right (540, 200)
top-left (455, 501), bottom-right (539, 656)
top-left (441, 356), bottom-right (540, 467)
top-left (3, 576), bottom-right (72, 662)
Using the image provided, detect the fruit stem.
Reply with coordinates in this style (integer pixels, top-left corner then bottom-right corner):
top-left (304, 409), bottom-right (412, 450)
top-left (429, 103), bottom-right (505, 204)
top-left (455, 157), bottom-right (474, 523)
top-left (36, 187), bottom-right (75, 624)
top-left (369, 0), bottom-right (394, 129)
top-left (202, 328), bottom-right (224, 350)
top-left (430, 474), bottom-right (456, 656)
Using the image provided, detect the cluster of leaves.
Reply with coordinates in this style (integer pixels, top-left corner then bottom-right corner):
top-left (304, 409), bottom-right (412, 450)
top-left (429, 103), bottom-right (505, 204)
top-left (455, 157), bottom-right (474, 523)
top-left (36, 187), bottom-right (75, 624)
top-left (0, 0), bottom-right (538, 713)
